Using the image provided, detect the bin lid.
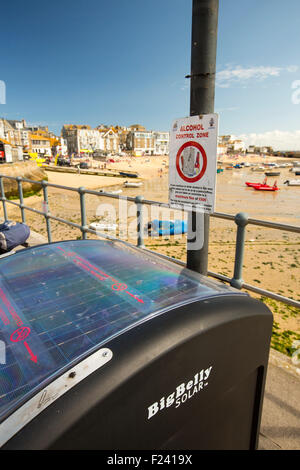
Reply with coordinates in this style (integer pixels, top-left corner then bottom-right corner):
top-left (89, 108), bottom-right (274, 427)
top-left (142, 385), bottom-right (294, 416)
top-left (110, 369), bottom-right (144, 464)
top-left (0, 239), bottom-right (245, 422)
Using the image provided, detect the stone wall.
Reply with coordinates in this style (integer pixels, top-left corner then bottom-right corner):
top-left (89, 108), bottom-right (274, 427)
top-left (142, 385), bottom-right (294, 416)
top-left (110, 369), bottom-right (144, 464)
top-left (0, 161), bottom-right (47, 198)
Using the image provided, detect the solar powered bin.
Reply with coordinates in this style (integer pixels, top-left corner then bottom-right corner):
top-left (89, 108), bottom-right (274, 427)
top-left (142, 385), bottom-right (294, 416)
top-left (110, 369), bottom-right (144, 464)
top-left (0, 240), bottom-right (273, 450)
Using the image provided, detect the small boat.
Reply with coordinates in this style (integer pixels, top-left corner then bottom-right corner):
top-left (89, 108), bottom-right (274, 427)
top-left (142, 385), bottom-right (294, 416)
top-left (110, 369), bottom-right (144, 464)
top-left (253, 181), bottom-right (279, 191)
top-left (217, 168), bottom-right (224, 174)
top-left (295, 171), bottom-right (300, 176)
top-left (284, 179), bottom-right (300, 186)
top-left (147, 219), bottom-right (187, 236)
top-left (264, 171), bottom-right (280, 176)
top-left (251, 167), bottom-right (266, 172)
top-left (119, 171), bottom-right (139, 178)
top-left (108, 189), bottom-right (123, 194)
top-left (124, 181), bottom-right (143, 188)
top-left (89, 222), bottom-right (117, 231)
top-left (246, 182), bottom-right (261, 188)
top-left (234, 164), bottom-right (242, 169)
top-left (245, 177), bottom-right (269, 188)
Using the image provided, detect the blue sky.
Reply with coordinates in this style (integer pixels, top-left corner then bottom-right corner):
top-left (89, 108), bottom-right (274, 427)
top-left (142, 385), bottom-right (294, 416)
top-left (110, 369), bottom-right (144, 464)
top-left (1, 0), bottom-right (300, 149)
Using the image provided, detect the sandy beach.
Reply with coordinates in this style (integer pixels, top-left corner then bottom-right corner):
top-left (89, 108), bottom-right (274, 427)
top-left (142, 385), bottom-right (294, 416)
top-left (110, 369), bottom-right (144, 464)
top-left (1, 154), bottom-right (299, 356)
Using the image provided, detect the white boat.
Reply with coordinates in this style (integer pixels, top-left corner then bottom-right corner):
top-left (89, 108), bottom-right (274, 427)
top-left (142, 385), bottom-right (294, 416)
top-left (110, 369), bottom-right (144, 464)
top-left (89, 222), bottom-right (117, 231)
top-left (283, 179), bottom-right (300, 186)
top-left (109, 189), bottom-right (123, 194)
top-left (251, 166), bottom-right (266, 172)
top-left (124, 181), bottom-right (143, 188)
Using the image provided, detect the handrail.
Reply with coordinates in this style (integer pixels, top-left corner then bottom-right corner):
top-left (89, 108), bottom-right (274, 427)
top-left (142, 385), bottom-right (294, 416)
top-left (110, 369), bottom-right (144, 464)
top-left (0, 173), bottom-right (299, 309)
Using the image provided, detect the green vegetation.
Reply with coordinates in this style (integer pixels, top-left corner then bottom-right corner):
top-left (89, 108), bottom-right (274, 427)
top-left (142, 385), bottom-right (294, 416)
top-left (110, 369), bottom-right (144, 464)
top-left (260, 297), bottom-right (300, 357)
top-left (7, 188), bottom-right (43, 200)
top-left (271, 322), bottom-right (300, 357)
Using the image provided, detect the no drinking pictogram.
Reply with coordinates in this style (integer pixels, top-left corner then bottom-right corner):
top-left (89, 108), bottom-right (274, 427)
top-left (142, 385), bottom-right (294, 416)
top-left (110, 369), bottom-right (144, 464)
top-left (169, 114), bottom-right (218, 214)
top-left (176, 141), bottom-right (207, 183)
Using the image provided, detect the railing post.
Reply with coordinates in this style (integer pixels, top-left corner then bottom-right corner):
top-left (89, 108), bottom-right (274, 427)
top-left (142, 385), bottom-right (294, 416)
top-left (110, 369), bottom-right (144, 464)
top-left (16, 177), bottom-right (26, 223)
top-left (135, 195), bottom-right (145, 248)
top-left (0, 176), bottom-right (8, 222)
top-left (78, 187), bottom-right (87, 240)
top-left (230, 212), bottom-right (248, 289)
top-left (42, 180), bottom-right (52, 243)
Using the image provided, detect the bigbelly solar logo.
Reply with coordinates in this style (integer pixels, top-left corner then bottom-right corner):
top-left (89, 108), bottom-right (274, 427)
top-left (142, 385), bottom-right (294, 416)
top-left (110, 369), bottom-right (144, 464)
top-left (147, 366), bottom-right (213, 419)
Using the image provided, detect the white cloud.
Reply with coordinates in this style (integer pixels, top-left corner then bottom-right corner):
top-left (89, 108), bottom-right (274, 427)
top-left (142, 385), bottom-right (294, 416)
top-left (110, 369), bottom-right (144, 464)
top-left (287, 65), bottom-right (298, 73)
top-left (180, 82), bottom-right (189, 91)
top-left (216, 65), bottom-right (299, 87)
top-left (234, 129), bottom-right (300, 151)
top-left (216, 106), bottom-right (239, 112)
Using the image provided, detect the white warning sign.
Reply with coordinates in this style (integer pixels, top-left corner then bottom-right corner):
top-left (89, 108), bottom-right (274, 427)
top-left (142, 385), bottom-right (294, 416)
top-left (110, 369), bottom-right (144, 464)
top-left (169, 114), bottom-right (218, 214)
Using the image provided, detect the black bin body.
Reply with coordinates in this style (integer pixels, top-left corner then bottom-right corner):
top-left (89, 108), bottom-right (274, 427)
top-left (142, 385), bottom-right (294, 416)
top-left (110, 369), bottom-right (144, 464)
top-left (0, 240), bottom-right (273, 450)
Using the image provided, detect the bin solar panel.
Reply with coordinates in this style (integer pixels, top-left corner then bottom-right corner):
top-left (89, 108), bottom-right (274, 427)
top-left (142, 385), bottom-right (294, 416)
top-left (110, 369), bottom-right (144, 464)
top-left (0, 240), bottom-right (235, 422)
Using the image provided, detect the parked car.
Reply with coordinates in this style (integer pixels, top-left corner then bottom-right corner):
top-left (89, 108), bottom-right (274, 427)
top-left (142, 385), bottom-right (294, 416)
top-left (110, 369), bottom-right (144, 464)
top-left (57, 158), bottom-right (71, 167)
top-left (79, 162), bottom-right (89, 169)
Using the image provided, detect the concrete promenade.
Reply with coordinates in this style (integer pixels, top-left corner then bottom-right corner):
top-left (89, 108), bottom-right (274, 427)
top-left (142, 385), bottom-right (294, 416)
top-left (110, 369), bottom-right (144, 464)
top-left (259, 349), bottom-right (300, 450)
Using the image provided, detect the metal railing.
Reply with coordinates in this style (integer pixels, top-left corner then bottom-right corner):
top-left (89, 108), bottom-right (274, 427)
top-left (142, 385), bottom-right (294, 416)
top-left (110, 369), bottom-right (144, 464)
top-left (0, 173), bottom-right (299, 309)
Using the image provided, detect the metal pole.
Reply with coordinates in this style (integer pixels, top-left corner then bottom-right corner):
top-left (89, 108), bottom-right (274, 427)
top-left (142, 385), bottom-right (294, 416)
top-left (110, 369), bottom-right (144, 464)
top-left (78, 187), bottom-right (87, 240)
top-left (0, 176), bottom-right (8, 221)
top-left (135, 195), bottom-right (145, 248)
top-left (230, 212), bottom-right (248, 290)
top-left (42, 180), bottom-right (52, 243)
top-left (16, 177), bottom-right (26, 223)
top-left (187, 0), bottom-right (219, 275)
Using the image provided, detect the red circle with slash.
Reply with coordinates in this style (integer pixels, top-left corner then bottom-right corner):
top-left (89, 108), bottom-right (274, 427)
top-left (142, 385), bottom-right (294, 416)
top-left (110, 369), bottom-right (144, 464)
top-left (176, 141), bottom-right (207, 183)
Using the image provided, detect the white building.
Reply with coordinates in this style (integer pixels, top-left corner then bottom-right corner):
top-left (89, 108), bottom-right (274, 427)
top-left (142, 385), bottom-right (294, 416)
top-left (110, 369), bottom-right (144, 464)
top-left (217, 144), bottom-right (228, 156)
top-left (30, 134), bottom-right (52, 157)
top-left (77, 129), bottom-right (101, 153)
top-left (126, 130), bottom-right (155, 156)
top-left (62, 125), bottom-right (102, 154)
top-left (231, 140), bottom-right (246, 152)
top-left (0, 120), bottom-right (4, 140)
top-left (153, 132), bottom-right (169, 155)
top-left (53, 137), bottom-right (68, 156)
top-left (7, 119), bottom-right (31, 150)
top-left (98, 128), bottom-right (120, 153)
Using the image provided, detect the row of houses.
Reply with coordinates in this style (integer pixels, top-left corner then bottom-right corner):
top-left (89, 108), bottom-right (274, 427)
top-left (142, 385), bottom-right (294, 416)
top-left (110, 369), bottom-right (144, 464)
top-left (2, 117), bottom-right (278, 163)
top-left (217, 135), bottom-right (274, 156)
top-left (62, 123), bottom-right (170, 156)
top-left (217, 135), bottom-right (246, 155)
top-left (0, 118), bottom-right (170, 161)
top-left (0, 118), bottom-right (69, 162)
